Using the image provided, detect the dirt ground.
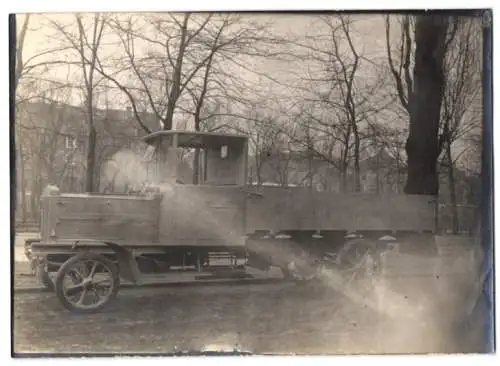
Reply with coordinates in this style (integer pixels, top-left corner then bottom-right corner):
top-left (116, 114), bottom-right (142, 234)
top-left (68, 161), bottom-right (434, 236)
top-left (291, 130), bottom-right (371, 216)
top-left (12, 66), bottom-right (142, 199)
top-left (12, 233), bottom-right (486, 356)
top-left (12, 234), bottom-right (380, 355)
top-left (14, 270), bottom-right (484, 356)
top-left (13, 281), bottom-right (383, 355)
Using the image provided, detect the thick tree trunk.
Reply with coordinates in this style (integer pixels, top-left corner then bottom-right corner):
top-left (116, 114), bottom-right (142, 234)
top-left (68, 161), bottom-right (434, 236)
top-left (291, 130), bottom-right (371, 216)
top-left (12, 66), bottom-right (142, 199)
top-left (404, 15), bottom-right (450, 195)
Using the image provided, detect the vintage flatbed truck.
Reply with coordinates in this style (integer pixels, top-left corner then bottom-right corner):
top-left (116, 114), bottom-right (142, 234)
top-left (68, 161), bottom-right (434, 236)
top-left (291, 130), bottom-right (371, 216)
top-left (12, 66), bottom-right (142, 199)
top-left (26, 130), bottom-right (437, 313)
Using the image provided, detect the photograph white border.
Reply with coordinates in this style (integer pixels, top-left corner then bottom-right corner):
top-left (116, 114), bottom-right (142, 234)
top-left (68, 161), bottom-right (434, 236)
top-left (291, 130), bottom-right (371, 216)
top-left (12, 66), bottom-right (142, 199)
top-left (1, 1), bottom-right (498, 366)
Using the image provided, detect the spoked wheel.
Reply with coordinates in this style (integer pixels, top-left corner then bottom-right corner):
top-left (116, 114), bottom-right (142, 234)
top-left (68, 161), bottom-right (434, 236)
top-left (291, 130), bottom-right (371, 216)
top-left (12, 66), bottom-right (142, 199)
top-left (54, 252), bottom-right (120, 314)
top-left (286, 256), bottom-right (320, 284)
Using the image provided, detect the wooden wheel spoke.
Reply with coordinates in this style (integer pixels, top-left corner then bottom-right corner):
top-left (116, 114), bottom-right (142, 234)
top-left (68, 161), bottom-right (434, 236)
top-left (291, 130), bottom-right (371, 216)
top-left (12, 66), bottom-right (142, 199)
top-left (90, 287), bottom-right (101, 300)
top-left (88, 261), bottom-right (99, 279)
top-left (69, 268), bottom-right (84, 281)
top-left (76, 288), bottom-right (88, 306)
top-left (65, 282), bottom-right (85, 297)
top-left (93, 278), bottom-right (112, 286)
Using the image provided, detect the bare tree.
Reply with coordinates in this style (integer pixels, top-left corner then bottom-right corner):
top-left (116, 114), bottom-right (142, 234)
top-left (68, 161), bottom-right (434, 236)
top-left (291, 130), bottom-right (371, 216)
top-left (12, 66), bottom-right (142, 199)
top-left (16, 88), bottom-right (82, 220)
top-left (87, 13), bottom-right (287, 136)
top-left (76, 15), bottom-right (106, 192)
top-left (385, 15), bottom-right (414, 116)
top-left (14, 14), bottom-right (31, 222)
top-left (288, 15), bottom-right (388, 192)
top-left (385, 14), bottom-right (459, 195)
top-left (104, 13), bottom-right (211, 131)
top-left (404, 15), bottom-right (453, 195)
top-left (439, 18), bottom-right (482, 232)
top-left (14, 14), bottom-right (30, 94)
top-left (243, 111), bottom-right (282, 186)
top-left (47, 14), bottom-right (107, 192)
top-left (14, 14), bottom-right (78, 220)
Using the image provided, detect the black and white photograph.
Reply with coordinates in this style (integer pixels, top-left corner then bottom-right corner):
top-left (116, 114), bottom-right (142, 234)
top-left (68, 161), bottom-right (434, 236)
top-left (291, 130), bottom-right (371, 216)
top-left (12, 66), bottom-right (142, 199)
top-left (9, 7), bottom-right (495, 357)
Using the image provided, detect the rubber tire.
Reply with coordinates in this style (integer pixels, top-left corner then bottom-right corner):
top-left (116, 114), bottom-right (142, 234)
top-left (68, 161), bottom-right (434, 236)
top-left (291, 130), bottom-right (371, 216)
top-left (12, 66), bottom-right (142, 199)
top-left (55, 252), bottom-right (120, 314)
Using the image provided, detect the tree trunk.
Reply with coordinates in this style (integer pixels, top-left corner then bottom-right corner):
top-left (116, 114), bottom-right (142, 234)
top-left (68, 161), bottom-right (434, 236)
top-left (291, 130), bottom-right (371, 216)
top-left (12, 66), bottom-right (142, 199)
top-left (395, 150), bottom-right (401, 193)
top-left (17, 142), bottom-right (27, 222)
top-left (32, 175), bottom-right (43, 223)
top-left (256, 161), bottom-right (262, 186)
top-left (30, 151), bottom-right (43, 222)
top-left (163, 14), bottom-right (190, 131)
top-left (340, 169), bottom-right (347, 193)
top-left (85, 125), bottom-right (97, 192)
top-left (307, 149), bottom-right (313, 189)
top-left (193, 149), bottom-right (200, 184)
top-left (94, 158), bottom-right (102, 192)
top-left (192, 118), bottom-right (201, 184)
top-left (446, 141), bottom-right (459, 234)
top-left (404, 15), bottom-right (450, 195)
top-left (352, 124), bottom-right (361, 192)
top-left (30, 179), bottom-right (37, 222)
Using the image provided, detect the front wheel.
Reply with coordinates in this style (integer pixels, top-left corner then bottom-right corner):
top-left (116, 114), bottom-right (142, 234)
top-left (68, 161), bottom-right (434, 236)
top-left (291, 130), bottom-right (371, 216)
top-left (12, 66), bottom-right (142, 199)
top-left (54, 252), bottom-right (120, 314)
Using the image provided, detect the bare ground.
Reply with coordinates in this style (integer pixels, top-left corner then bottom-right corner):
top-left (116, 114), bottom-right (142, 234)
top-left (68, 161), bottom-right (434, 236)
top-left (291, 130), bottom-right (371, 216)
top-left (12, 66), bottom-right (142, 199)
top-left (13, 281), bottom-right (381, 355)
top-left (12, 234), bottom-right (486, 356)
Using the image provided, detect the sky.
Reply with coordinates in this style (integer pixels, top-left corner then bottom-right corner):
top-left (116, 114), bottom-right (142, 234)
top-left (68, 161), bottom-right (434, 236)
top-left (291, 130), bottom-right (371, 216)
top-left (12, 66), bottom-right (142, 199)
top-left (14, 11), bottom-right (483, 168)
top-left (16, 12), bottom-right (393, 111)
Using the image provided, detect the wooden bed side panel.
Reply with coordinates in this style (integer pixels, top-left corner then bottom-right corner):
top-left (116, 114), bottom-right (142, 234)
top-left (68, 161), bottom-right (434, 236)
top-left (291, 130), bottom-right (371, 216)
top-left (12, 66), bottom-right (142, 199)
top-left (245, 187), bottom-right (315, 231)
top-left (245, 188), bottom-right (436, 232)
top-left (312, 193), bottom-right (436, 232)
top-left (44, 195), bottom-right (161, 244)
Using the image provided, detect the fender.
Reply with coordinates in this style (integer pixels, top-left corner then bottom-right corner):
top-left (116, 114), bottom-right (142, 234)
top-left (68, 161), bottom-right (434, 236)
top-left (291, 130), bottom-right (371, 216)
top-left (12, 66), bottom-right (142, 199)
top-left (72, 240), bottom-right (142, 285)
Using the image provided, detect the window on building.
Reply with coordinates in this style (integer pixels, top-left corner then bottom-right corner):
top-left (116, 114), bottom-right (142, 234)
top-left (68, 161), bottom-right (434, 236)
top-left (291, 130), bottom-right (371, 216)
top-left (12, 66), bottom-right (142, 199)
top-left (65, 135), bottom-right (77, 149)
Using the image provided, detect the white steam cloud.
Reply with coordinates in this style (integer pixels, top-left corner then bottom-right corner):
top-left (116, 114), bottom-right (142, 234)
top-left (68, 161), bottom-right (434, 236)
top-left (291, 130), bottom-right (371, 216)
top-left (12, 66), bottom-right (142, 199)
top-left (102, 148), bottom-right (151, 193)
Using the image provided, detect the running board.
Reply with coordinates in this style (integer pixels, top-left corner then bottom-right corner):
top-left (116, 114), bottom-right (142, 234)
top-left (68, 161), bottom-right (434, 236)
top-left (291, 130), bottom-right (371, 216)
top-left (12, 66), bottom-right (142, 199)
top-left (195, 273), bottom-right (254, 281)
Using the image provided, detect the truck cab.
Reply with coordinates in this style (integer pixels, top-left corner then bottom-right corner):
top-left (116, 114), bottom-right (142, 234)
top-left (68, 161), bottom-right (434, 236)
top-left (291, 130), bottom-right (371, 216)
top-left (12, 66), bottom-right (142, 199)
top-left (141, 130), bottom-right (248, 187)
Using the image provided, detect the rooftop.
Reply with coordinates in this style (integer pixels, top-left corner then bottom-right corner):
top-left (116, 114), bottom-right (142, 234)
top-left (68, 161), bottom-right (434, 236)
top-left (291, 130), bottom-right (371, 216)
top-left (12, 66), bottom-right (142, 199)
top-left (142, 130), bottom-right (249, 149)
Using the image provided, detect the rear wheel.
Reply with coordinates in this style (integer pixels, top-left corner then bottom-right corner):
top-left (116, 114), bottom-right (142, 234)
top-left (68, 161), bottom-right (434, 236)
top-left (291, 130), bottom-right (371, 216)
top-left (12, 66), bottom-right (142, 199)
top-left (55, 252), bottom-right (120, 314)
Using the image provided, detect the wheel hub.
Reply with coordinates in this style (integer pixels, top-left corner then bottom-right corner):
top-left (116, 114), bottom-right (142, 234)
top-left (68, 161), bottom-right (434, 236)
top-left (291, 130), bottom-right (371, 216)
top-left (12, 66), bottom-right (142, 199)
top-left (82, 278), bottom-right (93, 289)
